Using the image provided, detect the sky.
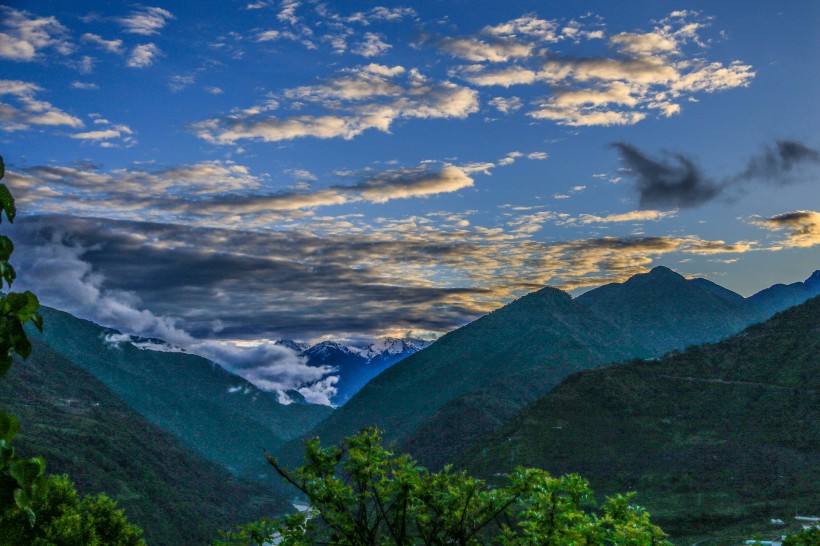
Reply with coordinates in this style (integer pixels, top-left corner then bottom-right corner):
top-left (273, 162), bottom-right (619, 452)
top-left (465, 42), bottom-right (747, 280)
top-left (1, 0), bottom-right (818, 402)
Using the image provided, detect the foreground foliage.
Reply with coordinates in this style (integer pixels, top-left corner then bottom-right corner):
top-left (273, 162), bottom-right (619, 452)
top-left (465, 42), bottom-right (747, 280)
top-left (0, 154), bottom-right (145, 544)
top-left (218, 428), bottom-right (671, 545)
top-left (0, 474), bottom-right (145, 545)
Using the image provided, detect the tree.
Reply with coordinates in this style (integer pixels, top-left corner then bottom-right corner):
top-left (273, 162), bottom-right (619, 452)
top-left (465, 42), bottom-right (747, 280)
top-left (784, 527), bottom-right (820, 546)
top-left (217, 428), bottom-right (671, 545)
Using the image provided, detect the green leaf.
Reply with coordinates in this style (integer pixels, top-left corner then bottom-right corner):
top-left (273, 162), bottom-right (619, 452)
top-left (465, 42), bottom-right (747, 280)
top-left (10, 456), bottom-right (45, 489)
top-left (0, 261), bottom-right (16, 288)
top-left (0, 235), bottom-right (13, 261)
top-left (0, 411), bottom-right (20, 442)
top-left (0, 184), bottom-right (15, 224)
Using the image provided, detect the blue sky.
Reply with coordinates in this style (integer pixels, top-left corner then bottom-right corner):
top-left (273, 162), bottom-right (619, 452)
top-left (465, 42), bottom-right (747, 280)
top-left (1, 0), bottom-right (818, 399)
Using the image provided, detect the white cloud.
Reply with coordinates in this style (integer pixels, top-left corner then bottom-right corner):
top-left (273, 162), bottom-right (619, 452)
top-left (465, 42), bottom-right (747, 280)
top-left (449, 11), bottom-right (754, 127)
top-left (127, 43), bottom-right (162, 68)
top-left (483, 15), bottom-right (561, 42)
top-left (489, 96), bottom-right (523, 113)
top-left (352, 32), bottom-right (391, 57)
top-left (439, 37), bottom-right (534, 63)
top-left (81, 33), bottom-right (124, 54)
top-left (193, 65), bottom-right (478, 144)
top-left (71, 81), bottom-right (99, 90)
top-left (0, 6), bottom-right (73, 61)
top-left (118, 6), bottom-right (174, 35)
top-left (0, 80), bottom-right (84, 131)
top-left (578, 210), bottom-right (677, 224)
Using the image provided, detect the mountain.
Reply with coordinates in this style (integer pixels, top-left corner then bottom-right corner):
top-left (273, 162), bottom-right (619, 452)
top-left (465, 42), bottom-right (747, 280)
top-left (277, 337), bottom-right (431, 405)
top-left (284, 267), bottom-right (820, 472)
top-left (27, 306), bottom-right (331, 483)
top-left (748, 270), bottom-right (820, 318)
top-left (466, 296), bottom-right (820, 543)
top-left (0, 339), bottom-right (290, 546)
top-left (575, 266), bottom-right (754, 355)
top-left (285, 286), bottom-right (647, 469)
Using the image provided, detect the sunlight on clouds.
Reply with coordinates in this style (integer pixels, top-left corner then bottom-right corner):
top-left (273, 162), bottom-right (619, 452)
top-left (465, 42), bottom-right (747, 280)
top-left (445, 11), bottom-right (754, 127)
top-left (192, 64), bottom-right (479, 144)
top-left (751, 210), bottom-right (820, 248)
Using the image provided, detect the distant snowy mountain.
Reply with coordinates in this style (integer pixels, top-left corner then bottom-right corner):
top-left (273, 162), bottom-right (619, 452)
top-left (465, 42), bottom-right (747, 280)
top-left (275, 337), bottom-right (432, 405)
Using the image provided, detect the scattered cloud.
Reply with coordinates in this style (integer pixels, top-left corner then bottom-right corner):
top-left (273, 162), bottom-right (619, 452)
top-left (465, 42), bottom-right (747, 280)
top-left (0, 80), bottom-right (84, 131)
top-left (578, 209), bottom-right (677, 224)
top-left (447, 11), bottom-right (754, 127)
top-left (127, 43), bottom-right (163, 68)
top-left (118, 6), bottom-right (174, 36)
top-left (70, 81), bottom-right (99, 90)
top-left (81, 33), bottom-right (124, 54)
top-left (351, 32), bottom-right (391, 57)
top-left (489, 96), bottom-right (523, 113)
top-left (0, 6), bottom-right (73, 61)
top-left (192, 64), bottom-right (479, 144)
top-left (614, 140), bottom-right (820, 209)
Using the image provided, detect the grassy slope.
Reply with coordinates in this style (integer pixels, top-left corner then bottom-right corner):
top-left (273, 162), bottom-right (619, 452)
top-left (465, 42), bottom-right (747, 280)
top-left (466, 297), bottom-right (820, 544)
top-left (0, 339), bottom-right (290, 545)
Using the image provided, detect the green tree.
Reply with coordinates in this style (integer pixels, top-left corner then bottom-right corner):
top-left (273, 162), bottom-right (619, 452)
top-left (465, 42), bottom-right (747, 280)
top-left (0, 474), bottom-right (145, 545)
top-left (784, 527), bottom-right (820, 546)
top-left (217, 428), bottom-right (671, 545)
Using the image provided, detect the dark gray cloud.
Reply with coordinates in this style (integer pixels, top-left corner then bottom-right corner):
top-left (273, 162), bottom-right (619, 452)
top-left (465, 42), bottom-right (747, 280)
top-left (736, 140), bottom-right (820, 182)
top-left (614, 139), bottom-right (820, 209)
top-left (612, 142), bottom-right (720, 209)
top-left (9, 215), bottom-right (488, 342)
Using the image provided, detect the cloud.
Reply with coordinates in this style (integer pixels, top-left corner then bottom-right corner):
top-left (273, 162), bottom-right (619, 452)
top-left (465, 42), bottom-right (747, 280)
top-left (489, 96), bottom-right (522, 113)
top-left (192, 65), bottom-right (479, 144)
top-left (614, 140), bottom-right (820, 209)
top-left (0, 7), bottom-right (73, 61)
top-left (0, 80), bottom-right (84, 131)
top-left (736, 140), bottom-right (820, 183)
top-left (118, 6), bottom-right (174, 35)
top-left (438, 37), bottom-right (534, 63)
top-left (81, 33), bottom-right (124, 54)
top-left (750, 210), bottom-right (820, 248)
top-left (6, 160), bottom-right (473, 221)
top-left (351, 33), bottom-right (391, 57)
top-left (612, 142), bottom-right (721, 209)
top-left (9, 226), bottom-right (337, 404)
top-left (482, 15), bottom-right (561, 42)
top-left (127, 43), bottom-right (163, 68)
top-left (447, 11), bottom-right (754, 126)
top-left (70, 81), bottom-right (99, 90)
top-left (69, 119), bottom-right (136, 147)
top-left (578, 209), bottom-right (677, 224)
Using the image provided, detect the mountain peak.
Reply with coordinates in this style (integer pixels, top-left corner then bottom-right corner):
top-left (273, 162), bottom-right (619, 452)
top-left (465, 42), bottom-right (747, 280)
top-left (646, 265), bottom-right (683, 279)
top-left (806, 270), bottom-right (820, 284)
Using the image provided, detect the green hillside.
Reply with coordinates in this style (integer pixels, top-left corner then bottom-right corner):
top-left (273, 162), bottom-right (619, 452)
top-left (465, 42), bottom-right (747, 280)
top-left (28, 306), bottom-right (330, 482)
top-left (0, 339), bottom-right (290, 545)
top-left (289, 286), bottom-right (645, 466)
top-left (466, 296), bottom-right (820, 543)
